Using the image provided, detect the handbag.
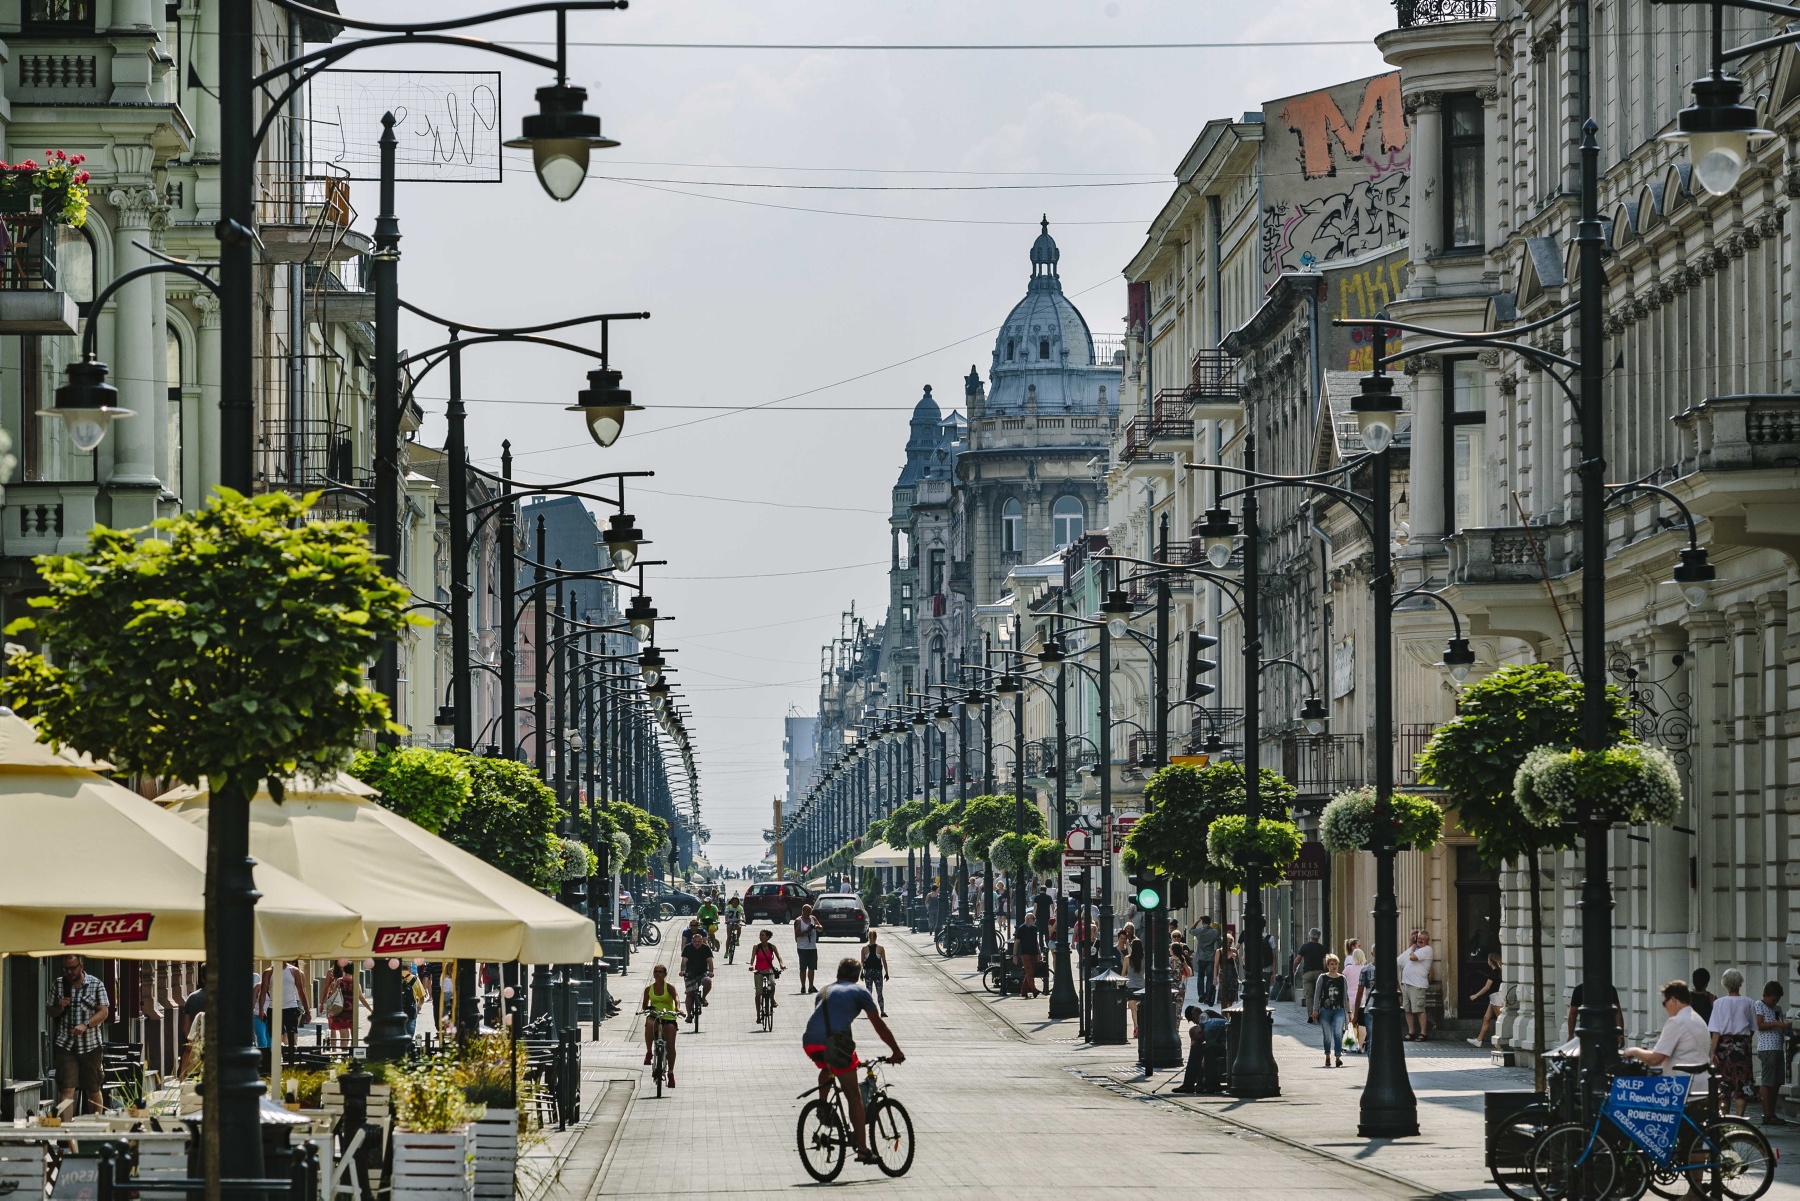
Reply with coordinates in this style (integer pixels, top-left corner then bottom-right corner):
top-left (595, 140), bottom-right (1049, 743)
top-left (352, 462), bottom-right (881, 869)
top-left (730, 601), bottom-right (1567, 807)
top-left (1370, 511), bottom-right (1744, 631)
top-left (821, 983), bottom-right (857, 1070)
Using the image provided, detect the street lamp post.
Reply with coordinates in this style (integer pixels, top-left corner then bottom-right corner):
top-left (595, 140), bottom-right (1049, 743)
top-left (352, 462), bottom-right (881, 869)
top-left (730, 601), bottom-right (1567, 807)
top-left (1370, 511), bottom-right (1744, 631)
top-left (1041, 637), bottom-right (1081, 1020)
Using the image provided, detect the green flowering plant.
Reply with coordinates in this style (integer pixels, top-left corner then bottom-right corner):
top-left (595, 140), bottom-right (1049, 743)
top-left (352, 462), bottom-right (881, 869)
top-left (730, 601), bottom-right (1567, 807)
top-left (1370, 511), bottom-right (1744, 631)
top-left (937, 823), bottom-right (964, 859)
top-left (1027, 835), bottom-right (1062, 876)
top-left (1203, 815), bottom-right (1303, 892)
top-left (864, 818), bottom-right (888, 845)
top-left (0, 150), bottom-right (90, 225)
top-left (885, 800), bottom-right (927, 848)
top-left (554, 836), bottom-right (597, 880)
top-left (1318, 786), bottom-right (1445, 854)
top-left (1514, 742), bottom-right (1683, 827)
top-left (392, 1053), bottom-right (485, 1134)
top-left (987, 831), bottom-right (1035, 874)
top-left (350, 746), bottom-right (473, 833)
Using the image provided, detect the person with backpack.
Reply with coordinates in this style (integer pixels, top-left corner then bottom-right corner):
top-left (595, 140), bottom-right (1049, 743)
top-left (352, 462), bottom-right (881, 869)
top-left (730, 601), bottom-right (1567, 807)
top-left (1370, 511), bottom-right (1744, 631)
top-left (802, 958), bottom-right (905, 1166)
top-left (324, 962), bottom-right (365, 1048)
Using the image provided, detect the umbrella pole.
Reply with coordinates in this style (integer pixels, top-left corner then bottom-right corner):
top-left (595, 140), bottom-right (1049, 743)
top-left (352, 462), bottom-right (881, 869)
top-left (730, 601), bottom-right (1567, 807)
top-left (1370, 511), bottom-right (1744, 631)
top-left (268, 962), bottom-right (283, 1107)
top-left (509, 960), bottom-right (519, 1110)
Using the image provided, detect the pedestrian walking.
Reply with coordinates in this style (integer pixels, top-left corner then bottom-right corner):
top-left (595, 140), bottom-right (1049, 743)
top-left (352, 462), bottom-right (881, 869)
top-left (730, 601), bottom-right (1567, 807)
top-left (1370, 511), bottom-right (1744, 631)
top-left (49, 955), bottom-right (109, 1117)
top-left (1708, 968), bottom-right (1757, 1117)
top-left (1352, 958), bottom-right (1375, 1052)
top-left (1016, 912), bottom-right (1044, 999)
top-left (1125, 937), bottom-right (1145, 1036)
top-left (1171, 931), bottom-right (1197, 1010)
top-left (860, 930), bottom-right (890, 1016)
top-left (324, 962), bottom-right (359, 1047)
top-left (1215, 932), bottom-right (1239, 1009)
top-left (794, 904), bottom-right (822, 993)
top-left (399, 960), bottom-right (425, 1038)
top-left (1292, 928), bottom-right (1327, 1023)
top-left (258, 961), bottom-right (312, 1048)
top-left (1753, 981), bottom-right (1790, 1125)
top-left (1467, 951), bottom-right (1504, 1048)
top-left (1115, 922), bottom-right (1135, 972)
top-left (1399, 929), bottom-right (1433, 1040)
top-left (1311, 953), bottom-right (1349, 1068)
top-left (1691, 967), bottom-right (1718, 1022)
top-left (1190, 916), bottom-right (1221, 1005)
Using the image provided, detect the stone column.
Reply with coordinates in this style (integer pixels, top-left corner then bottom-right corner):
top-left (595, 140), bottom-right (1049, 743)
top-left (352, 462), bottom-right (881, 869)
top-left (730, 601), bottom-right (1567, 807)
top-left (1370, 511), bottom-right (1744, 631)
top-left (1405, 92), bottom-right (1442, 295)
top-left (1406, 358), bottom-right (1445, 551)
top-left (194, 292), bottom-right (222, 502)
top-left (105, 188), bottom-right (169, 502)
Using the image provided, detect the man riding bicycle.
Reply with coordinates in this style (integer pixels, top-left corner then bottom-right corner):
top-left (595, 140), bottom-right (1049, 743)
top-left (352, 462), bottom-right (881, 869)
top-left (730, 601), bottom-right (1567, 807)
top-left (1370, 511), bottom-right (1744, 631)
top-left (640, 964), bottom-right (683, 1087)
top-left (751, 928), bottom-right (784, 1011)
top-left (697, 897), bottom-right (721, 950)
top-left (804, 957), bottom-right (905, 1166)
top-left (680, 929), bottom-right (715, 1009)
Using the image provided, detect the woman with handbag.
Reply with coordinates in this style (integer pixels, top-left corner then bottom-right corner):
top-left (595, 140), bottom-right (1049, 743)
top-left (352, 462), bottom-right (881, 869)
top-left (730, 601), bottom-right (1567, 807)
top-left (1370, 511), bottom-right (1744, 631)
top-left (803, 958), bottom-right (906, 1166)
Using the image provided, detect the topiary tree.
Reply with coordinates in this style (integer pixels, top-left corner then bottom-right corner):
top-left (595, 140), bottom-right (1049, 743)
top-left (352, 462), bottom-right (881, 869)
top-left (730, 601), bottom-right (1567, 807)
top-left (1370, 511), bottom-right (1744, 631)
top-left (444, 757), bottom-right (564, 891)
top-left (885, 800), bottom-right (927, 847)
top-left (350, 746), bottom-right (473, 833)
top-left (1414, 662), bottom-right (1632, 1087)
top-left (0, 489), bottom-right (416, 1188)
top-left (1125, 762), bottom-right (1295, 888)
top-left (959, 794), bottom-right (1043, 859)
top-left (609, 801), bottom-right (666, 876)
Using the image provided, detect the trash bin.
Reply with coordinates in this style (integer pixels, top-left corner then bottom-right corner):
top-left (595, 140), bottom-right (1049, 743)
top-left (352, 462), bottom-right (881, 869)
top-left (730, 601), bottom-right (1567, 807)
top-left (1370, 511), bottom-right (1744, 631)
top-left (1090, 970), bottom-right (1130, 1045)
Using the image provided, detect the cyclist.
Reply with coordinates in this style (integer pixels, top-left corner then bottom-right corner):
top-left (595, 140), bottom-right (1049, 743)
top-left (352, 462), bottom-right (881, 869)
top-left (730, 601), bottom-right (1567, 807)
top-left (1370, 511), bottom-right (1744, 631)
top-left (723, 895), bottom-right (744, 959)
top-left (860, 930), bottom-right (890, 1017)
top-left (680, 928), bottom-right (715, 1009)
top-left (640, 964), bottom-right (683, 1087)
top-left (697, 897), bottom-right (721, 950)
top-left (750, 929), bottom-right (784, 1012)
top-left (804, 958), bottom-right (904, 1166)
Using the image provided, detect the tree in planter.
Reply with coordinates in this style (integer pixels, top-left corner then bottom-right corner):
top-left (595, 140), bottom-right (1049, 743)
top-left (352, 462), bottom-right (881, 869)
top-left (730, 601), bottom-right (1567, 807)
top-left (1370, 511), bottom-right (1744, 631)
top-left (350, 746), bottom-right (474, 833)
top-left (885, 799), bottom-right (928, 894)
top-left (962, 794), bottom-right (1044, 926)
top-left (610, 802), bottom-right (668, 877)
top-left (0, 490), bottom-right (415, 1191)
top-left (1203, 815), bottom-right (1304, 891)
top-left (1124, 762), bottom-right (1296, 891)
top-left (1318, 787), bottom-right (1445, 856)
top-left (920, 800), bottom-right (963, 922)
top-left (1414, 662), bottom-right (1631, 1086)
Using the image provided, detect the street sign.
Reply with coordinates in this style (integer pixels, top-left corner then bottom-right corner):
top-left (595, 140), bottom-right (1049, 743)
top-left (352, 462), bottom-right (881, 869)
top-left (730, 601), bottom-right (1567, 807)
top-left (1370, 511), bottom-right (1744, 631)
top-left (1063, 852), bottom-right (1103, 868)
top-left (1108, 813), bottom-right (1140, 854)
top-left (1065, 828), bottom-right (1096, 854)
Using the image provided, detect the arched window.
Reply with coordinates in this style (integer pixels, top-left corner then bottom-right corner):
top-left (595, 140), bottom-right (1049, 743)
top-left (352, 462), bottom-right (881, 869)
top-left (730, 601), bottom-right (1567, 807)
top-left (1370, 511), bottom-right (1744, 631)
top-left (1052, 495), bottom-right (1084, 547)
top-left (1001, 498), bottom-right (1023, 553)
top-left (1006, 338), bottom-right (1015, 361)
top-left (1039, 338), bottom-right (1051, 360)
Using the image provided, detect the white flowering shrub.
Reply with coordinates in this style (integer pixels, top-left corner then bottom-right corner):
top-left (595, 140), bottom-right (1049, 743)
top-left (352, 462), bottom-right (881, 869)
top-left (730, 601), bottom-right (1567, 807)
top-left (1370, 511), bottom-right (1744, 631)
top-left (1318, 786), bottom-right (1445, 853)
top-left (1513, 742), bottom-right (1684, 827)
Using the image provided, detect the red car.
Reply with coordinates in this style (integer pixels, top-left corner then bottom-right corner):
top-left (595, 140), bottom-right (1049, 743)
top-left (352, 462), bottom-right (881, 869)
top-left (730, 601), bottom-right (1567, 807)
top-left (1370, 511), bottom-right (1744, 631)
top-left (742, 881), bottom-right (811, 924)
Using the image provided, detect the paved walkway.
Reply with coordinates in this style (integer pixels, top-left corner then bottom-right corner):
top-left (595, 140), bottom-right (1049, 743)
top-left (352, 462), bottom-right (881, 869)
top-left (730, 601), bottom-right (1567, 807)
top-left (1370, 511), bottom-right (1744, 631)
top-left (572, 919), bottom-right (1441, 1197)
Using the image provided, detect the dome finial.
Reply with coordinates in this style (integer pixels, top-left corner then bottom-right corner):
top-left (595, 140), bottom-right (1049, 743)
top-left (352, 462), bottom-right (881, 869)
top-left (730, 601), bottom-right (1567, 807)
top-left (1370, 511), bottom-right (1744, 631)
top-left (1030, 216), bottom-right (1060, 276)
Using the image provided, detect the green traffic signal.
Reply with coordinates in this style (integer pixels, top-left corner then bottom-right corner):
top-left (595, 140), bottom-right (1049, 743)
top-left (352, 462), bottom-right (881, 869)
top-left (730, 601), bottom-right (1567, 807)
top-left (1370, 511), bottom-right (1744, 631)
top-left (1135, 882), bottom-right (1163, 911)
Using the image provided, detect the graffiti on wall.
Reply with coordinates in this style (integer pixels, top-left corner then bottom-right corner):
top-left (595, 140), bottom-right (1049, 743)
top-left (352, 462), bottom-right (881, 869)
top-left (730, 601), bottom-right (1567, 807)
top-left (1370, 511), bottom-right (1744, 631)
top-left (1324, 248), bottom-right (1411, 372)
top-left (1261, 73), bottom-right (1411, 283)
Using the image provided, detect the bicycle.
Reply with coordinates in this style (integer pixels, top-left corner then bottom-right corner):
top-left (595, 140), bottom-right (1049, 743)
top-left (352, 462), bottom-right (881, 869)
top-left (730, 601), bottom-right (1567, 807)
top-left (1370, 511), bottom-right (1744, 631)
top-left (631, 918), bottom-right (661, 948)
top-left (934, 919), bottom-right (981, 958)
top-left (642, 1009), bottom-right (674, 1099)
top-left (685, 975), bottom-right (706, 1034)
top-left (724, 925), bottom-right (742, 964)
top-left (756, 969), bottom-right (781, 1033)
top-left (795, 1056), bottom-right (913, 1182)
top-left (1529, 1065), bottom-right (1775, 1201)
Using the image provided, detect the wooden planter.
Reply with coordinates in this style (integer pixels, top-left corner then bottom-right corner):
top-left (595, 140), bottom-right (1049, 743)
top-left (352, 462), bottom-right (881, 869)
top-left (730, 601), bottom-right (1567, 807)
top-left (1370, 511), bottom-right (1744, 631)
top-left (391, 1128), bottom-right (475, 1201)
top-left (471, 1109), bottom-right (517, 1201)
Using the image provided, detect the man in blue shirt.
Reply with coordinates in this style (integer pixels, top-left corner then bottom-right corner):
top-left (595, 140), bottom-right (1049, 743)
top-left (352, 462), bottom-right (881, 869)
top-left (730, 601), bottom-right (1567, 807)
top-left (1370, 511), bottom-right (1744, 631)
top-left (803, 958), bottom-right (905, 1165)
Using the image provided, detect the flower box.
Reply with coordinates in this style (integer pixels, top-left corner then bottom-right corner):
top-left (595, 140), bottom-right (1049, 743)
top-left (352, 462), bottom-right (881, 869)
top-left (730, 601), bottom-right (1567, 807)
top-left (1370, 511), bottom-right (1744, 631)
top-left (391, 1128), bottom-right (475, 1201)
top-left (471, 1108), bottom-right (516, 1201)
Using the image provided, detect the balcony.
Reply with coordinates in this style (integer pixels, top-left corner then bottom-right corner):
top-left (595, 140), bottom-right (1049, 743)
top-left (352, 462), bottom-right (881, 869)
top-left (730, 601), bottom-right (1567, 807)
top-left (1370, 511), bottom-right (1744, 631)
top-left (1444, 523), bottom-right (1572, 585)
top-left (1121, 395), bottom-right (1195, 462)
top-left (1394, 0), bottom-right (1496, 26)
top-left (257, 176), bottom-right (371, 264)
top-left (0, 212), bottom-right (77, 334)
top-left (1672, 394), bottom-right (1800, 473)
top-left (1281, 732), bottom-right (1364, 804)
top-left (1395, 722), bottom-right (1441, 788)
top-left (256, 419), bottom-right (370, 511)
top-left (1186, 349), bottom-right (1242, 419)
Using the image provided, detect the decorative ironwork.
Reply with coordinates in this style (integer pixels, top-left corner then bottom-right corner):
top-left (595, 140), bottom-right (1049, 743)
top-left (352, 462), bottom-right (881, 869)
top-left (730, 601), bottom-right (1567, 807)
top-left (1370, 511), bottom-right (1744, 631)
top-left (1281, 732), bottom-right (1365, 803)
top-left (1395, 0), bottom-right (1496, 27)
top-left (1608, 652), bottom-right (1693, 769)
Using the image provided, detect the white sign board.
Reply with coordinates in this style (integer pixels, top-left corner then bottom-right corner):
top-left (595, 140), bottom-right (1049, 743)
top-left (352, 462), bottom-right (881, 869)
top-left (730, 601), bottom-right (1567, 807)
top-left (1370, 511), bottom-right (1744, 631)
top-left (309, 70), bottom-right (503, 183)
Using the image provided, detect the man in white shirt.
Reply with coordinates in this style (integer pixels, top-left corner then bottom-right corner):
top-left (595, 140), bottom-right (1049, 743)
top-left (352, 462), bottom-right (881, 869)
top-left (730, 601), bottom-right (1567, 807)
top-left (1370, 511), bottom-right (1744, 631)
top-left (1623, 979), bottom-right (1712, 1096)
top-left (1398, 929), bottom-right (1434, 1041)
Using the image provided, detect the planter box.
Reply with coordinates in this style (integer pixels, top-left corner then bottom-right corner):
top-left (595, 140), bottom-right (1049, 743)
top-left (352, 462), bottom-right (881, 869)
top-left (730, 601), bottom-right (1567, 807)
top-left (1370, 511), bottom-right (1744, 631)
top-left (471, 1108), bottom-right (516, 1201)
top-left (391, 1128), bottom-right (474, 1201)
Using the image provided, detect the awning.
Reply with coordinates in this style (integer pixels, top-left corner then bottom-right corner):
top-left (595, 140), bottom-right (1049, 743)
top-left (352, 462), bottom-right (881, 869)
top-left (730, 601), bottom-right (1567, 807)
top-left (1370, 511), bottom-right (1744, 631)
top-left (156, 773), bottom-right (597, 963)
top-left (0, 715), bottom-right (362, 959)
top-left (850, 842), bottom-right (911, 869)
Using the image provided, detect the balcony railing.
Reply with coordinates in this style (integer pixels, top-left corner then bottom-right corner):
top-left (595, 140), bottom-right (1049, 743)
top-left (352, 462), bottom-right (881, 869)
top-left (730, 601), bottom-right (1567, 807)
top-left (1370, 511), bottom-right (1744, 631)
top-left (1672, 394), bottom-right (1800, 473)
top-left (1282, 732), bottom-right (1364, 802)
top-left (256, 419), bottom-right (369, 499)
top-left (0, 214), bottom-right (57, 292)
top-left (1395, 722), bottom-right (1440, 788)
top-left (1186, 349), bottom-right (1240, 402)
top-left (1395, 0), bottom-right (1496, 27)
top-left (1445, 522), bottom-right (1572, 585)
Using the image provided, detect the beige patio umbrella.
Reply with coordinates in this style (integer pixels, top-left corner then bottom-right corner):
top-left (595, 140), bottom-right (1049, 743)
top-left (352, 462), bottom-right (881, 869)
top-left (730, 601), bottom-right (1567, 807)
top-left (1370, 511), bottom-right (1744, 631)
top-left (851, 842), bottom-right (913, 870)
top-left (0, 714), bottom-right (363, 958)
top-left (156, 772), bottom-right (598, 963)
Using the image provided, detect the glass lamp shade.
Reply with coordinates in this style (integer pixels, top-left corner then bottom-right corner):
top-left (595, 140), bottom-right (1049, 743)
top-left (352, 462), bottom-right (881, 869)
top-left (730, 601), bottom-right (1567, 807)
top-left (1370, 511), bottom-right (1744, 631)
top-left (504, 84), bottom-right (620, 202)
top-left (1355, 409), bottom-right (1396, 454)
top-left (1440, 636), bottom-right (1477, 683)
top-left (934, 707), bottom-right (953, 734)
top-left (1299, 696), bottom-right (1329, 736)
top-left (1204, 538), bottom-right (1235, 569)
top-left (45, 359), bottom-right (133, 453)
top-left (569, 368), bottom-right (643, 448)
top-left (1106, 617), bottom-right (1129, 639)
top-left (1672, 545), bottom-right (1715, 607)
top-left (1660, 75), bottom-right (1771, 198)
top-left (625, 596), bottom-right (657, 644)
top-left (911, 712), bottom-right (928, 731)
top-left (603, 513), bottom-right (646, 572)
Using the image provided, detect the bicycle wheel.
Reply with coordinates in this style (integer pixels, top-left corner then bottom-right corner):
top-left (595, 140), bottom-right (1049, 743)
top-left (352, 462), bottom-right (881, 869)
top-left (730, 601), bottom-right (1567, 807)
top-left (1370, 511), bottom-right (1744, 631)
top-left (1531, 1122), bottom-right (1617, 1201)
top-left (1689, 1121), bottom-right (1776, 1201)
top-left (652, 1038), bottom-right (665, 1099)
top-left (867, 1097), bottom-right (915, 1177)
top-left (1610, 1142), bottom-right (1651, 1201)
top-left (796, 1098), bottom-right (847, 1182)
top-left (983, 965), bottom-right (1003, 994)
top-left (641, 922), bottom-right (662, 947)
top-left (1487, 1104), bottom-right (1554, 1201)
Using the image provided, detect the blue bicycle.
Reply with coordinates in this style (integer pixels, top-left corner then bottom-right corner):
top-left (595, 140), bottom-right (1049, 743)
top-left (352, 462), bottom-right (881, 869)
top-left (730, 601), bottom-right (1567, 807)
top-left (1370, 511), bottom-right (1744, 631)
top-left (1529, 1065), bottom-right (1775, 1201)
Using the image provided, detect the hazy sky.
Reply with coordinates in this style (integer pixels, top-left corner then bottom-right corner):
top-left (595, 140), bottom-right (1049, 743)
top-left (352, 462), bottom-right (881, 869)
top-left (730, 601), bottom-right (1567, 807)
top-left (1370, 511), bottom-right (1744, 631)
top-left (349, 1), bottom-right (1395, 869)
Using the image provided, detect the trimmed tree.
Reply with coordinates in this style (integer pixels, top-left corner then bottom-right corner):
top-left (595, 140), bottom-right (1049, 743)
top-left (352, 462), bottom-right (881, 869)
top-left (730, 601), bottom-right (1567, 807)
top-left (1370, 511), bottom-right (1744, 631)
top-left (350, 746), bottom-right (473, 833)
top-left (444, 757), bottom-right (565, 891)
top-left (1414, 662), bottom-right (1632, 1087)
top-left (0, 490), bottom-right (415, 1191)
top-left (1124, 762), bottom-right (1296, 889)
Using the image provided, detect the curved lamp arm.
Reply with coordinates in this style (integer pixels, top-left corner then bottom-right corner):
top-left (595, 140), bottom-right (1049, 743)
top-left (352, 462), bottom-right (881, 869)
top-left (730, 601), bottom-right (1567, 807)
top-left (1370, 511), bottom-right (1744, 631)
top-left (1392, 587), bottom-right (1467, 641)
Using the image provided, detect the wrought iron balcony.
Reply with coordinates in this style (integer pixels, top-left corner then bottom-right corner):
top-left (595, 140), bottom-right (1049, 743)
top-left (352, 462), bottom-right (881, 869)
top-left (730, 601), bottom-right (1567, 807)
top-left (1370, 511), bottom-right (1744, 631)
top-left (256, 419), bottom-right (370, 502)
top-left (1187, 349), bottom-right (1242, 418)
top-left (1282, 732), bottom-right (1364, 802)
top-left (1394, 0), bottom-right (1496, 27)
top-left (1672, 394), bottom-right (1800, 473)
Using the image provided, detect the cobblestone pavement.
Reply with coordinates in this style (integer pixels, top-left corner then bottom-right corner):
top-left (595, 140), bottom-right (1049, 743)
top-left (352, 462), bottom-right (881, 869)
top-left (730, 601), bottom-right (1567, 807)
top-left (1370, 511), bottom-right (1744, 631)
top-left (576, 919), bottom-right (1443, 1198)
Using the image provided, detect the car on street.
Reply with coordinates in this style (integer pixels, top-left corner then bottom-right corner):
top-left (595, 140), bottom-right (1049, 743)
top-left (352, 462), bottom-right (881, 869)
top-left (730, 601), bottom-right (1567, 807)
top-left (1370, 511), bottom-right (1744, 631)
top-left (652, 889), bottom-right (701, 916)
top-left (812, 895), bottom-right (869, 940)
top-left (742, 881), bottom-right (811, 923)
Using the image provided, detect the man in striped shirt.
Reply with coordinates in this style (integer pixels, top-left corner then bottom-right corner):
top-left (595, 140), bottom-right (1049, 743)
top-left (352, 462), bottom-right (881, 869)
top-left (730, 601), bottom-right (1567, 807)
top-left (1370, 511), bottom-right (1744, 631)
top-left (48, 955), bottom-right (110, 1116)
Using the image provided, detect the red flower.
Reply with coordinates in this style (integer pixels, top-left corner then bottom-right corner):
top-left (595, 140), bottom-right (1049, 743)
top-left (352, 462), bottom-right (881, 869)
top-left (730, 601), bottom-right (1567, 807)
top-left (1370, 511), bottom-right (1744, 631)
top-left (74, 172), bottom-right (89, 184)
top-left (18, 160), bottom-right (37, 170)
top-left (69, 154), bottom-right (84, 164)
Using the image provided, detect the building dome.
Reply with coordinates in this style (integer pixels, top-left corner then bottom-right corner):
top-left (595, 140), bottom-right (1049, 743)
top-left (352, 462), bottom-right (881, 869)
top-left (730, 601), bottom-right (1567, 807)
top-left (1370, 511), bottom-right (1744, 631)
top-left (992, 218), bottom-right (1096, 371)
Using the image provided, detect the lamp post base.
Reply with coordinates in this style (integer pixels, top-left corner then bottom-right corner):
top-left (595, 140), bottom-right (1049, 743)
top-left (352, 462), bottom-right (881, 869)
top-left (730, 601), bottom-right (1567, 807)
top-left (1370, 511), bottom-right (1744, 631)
top-left (1048, 940), bottom-right (1080, 1020)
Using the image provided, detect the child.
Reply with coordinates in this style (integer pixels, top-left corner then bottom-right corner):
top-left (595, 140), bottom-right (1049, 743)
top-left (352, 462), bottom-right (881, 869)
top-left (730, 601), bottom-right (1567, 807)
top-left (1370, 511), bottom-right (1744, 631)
top-left (1753, 981), bottom-right (1791, 1125)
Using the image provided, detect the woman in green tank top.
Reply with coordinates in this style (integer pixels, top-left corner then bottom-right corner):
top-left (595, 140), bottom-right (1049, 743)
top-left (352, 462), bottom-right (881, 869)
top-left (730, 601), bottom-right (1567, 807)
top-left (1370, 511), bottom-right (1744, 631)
top-left (641, 964), bottom-right (683, 1083)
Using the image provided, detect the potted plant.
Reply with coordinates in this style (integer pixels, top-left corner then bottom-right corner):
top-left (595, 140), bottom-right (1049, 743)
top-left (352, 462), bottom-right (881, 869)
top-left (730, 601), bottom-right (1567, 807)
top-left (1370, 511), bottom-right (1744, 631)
top-left (390, 1056), bottom-right (484, 1201)
top-left (1203, 814), bottom-right (1304, 890)
top-left (0, 151), bottom-right (90, 224)
top-left (1318, 786), bottom-right (1445, 854)
top-left (455, 1037), bottom-right (523, 1201)
top-left (1513, 741), bottom-right (1683, 828)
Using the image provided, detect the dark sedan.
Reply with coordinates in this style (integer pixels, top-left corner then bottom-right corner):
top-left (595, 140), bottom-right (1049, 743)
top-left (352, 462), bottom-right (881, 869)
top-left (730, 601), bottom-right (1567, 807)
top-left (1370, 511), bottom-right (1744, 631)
top-left (813, 895), bottom-right (869, 940)
top-left (652, 889), bottom-right (701, 916)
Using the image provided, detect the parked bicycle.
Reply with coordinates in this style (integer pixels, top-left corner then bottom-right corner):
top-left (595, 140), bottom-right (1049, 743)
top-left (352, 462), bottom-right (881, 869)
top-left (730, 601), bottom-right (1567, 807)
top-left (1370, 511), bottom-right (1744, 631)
top-left (1529, 1064), bottom-right (1774, 1201)
top-left (795, 1056), bottom-right (913, 1182)
top-left (934, 918), bottom-right (980, 958)
top-left (632, 918), bottom-right (661, 949)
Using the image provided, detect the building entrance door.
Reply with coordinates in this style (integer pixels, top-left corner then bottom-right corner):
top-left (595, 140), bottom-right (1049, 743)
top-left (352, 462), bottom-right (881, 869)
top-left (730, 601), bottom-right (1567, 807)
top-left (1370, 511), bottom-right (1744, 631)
top-left (1455, 845), bottom-right (1500, 1021)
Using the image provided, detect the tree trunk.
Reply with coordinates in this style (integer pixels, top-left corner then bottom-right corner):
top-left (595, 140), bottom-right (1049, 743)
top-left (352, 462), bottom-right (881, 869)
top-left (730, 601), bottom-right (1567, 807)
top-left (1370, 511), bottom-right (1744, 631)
top-left (1529, 846), bottom-right (1547, 1094)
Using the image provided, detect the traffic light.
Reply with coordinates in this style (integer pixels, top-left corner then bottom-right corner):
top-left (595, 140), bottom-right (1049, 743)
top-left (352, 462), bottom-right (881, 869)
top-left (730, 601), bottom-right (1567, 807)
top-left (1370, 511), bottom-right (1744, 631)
top-left (1186, 631), bottom-right (1220, 699)
top-left (1130, 870), bottom-right (1164, 912)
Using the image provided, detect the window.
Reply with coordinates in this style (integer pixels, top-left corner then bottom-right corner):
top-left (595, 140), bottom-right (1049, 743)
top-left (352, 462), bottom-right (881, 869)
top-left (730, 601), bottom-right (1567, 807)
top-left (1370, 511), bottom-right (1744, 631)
top-left (901, 605), bottom-right (913, 628)
top-left (1006, 338), bottom-right (1015, 361)
top-left (895, 528), bottom-right (910, 570)
top-left (56, 226), bottom-right (94, 310)
top-left (24, 0), bottom-right (93, 30)
top-left (1444, 94), bottom-right (1485, 252)
top-left (1039, 339), bottom-right (1051, 360)
top-left (900, 582), bottom-right (912, 599)
top-left (1001, 498), bottom-right (1023, 553)
top-left (1052, 496), bottom-right (1084, 547)
top-left (1447, 358), bottom-right (1489, 531)
top-left (166, 324), bottom-right (183, 496)
top-left (928, 548), bottom-right (945, 596)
